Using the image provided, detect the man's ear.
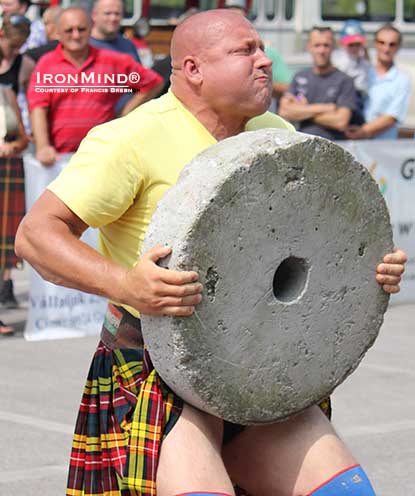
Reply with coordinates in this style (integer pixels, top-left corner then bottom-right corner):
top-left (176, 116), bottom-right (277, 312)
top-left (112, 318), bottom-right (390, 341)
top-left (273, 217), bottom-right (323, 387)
top-left (182, 55), bottom-right (203, 85)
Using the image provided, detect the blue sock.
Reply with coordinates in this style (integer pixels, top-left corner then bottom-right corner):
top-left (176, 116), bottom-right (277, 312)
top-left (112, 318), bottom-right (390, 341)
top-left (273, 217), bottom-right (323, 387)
top-left (309, 465), bottom-right (376, 495)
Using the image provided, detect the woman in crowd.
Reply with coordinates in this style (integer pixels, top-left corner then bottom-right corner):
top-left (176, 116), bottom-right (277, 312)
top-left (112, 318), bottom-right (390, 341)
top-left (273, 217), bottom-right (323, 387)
top-left (0, 35), bottom-right (29, 334)
top-left (0, 14), bottom-right (31, 94)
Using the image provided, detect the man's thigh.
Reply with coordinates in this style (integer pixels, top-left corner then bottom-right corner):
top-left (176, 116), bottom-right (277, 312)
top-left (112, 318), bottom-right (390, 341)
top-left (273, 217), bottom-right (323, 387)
top-left (157, 403), bottom-right (235, 496)
top-left (222, 405), bottom-right (357, 496)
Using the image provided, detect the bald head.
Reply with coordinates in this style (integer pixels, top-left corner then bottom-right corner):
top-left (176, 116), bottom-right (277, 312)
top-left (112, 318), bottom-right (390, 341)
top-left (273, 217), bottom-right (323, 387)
top-left (57, 8), bottom-right (91, 55)
top-left (171, 9), bottom-right (253, 68)
top-left (169, 9), bottom-right (272, 133)
top-left (92, 0), bottom-right (123, 39)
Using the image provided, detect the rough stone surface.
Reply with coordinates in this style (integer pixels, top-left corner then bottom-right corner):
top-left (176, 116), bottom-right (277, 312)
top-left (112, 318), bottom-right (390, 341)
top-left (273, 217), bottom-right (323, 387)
top-left (141, 129), bottom-right (393, 424)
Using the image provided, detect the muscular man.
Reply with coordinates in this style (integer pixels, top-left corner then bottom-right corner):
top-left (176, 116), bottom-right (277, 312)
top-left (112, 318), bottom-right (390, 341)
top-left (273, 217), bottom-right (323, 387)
top-left (16, 10), bottom-right (406, 496)
top-left (279, 27), bottom-right (357, 140)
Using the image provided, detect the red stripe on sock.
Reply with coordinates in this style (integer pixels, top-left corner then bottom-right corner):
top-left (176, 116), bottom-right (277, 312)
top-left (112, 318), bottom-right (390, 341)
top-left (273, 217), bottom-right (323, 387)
top-left (307, 464), bottom-right (361, 495)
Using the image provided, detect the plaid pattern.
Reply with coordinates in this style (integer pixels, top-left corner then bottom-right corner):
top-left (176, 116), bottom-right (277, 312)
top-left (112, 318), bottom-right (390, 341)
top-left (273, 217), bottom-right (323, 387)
top-left (0, 157), bottom-right (25, 269)
top-left (67, 304), bottom-right (183, 496)
top-left (68, 304), bottom-right (332, 496)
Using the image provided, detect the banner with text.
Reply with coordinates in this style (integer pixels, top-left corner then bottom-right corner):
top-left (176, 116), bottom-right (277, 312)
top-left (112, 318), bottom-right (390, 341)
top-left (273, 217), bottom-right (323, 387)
top-left (23, 153), bottom-right (107, 341)
top-left (341, 140), bottom-right (415, 304)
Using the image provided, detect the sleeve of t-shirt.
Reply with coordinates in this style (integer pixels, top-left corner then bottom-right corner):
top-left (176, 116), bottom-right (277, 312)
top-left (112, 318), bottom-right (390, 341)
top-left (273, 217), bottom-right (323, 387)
top-left (383, 75), bottom-right (411, 122)
top-left (48, 121), bottom-right (145, 228)
top-left (27, 58), bottom-right (51, 112)
top-left (122, 55), bottom-right (163, 93)
top-left (336, 75), bottom-right (358, 111)
top-left (265, 47), bottom-right (293, 84)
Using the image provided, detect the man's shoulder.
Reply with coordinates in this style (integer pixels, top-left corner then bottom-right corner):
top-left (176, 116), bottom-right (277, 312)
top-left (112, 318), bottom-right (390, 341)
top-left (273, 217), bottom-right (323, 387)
top-left (91, 94), bottom-right (174, 138)
top-left (93, 45), bottom-right (136, 65)
top-left (32, 46), bottom-right (60, 68)
top-left (293, 67), bottom-right (313, 80)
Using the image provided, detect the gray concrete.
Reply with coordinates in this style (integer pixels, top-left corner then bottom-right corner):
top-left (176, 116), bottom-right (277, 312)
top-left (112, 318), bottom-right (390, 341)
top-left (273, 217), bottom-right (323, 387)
top-left (0, 268), bottom-right (414, 495)
top-left (141, 129), bottom-right (393, 424)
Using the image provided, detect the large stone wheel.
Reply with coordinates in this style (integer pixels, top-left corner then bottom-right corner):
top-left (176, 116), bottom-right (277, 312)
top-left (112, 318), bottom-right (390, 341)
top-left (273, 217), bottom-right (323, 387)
top-left (141, 129), bottom-right (393, 424)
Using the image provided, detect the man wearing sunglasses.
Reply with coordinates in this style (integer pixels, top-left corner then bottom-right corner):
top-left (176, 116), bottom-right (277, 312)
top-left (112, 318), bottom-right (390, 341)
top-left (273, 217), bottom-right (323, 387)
top-left (345, 24), bottom-right (411, 140)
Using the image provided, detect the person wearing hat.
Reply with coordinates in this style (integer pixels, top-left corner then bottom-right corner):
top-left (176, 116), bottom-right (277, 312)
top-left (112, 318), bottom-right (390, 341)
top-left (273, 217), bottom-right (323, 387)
top-left (345, 23), bottom-right (411, 140)
top-left (333, 20), bottom-right (372, 98)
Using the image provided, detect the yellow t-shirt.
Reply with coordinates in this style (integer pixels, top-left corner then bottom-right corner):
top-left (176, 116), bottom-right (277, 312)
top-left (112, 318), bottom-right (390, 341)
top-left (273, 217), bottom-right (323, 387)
top-left (48, 91), bottom-right (294, 314)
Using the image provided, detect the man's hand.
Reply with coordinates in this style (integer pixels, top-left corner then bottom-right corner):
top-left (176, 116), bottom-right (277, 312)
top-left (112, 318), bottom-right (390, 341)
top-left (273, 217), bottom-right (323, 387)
top-left (376, 248), bottom-right (407, 294)
top-left (344, 125), bottom-right (369, 140)
top-left (120, 245), bottom-right (203, 316)
top-left (0, 143), bottom-right (16, 158)
top-left (36, 145), bottom-right (58, 167)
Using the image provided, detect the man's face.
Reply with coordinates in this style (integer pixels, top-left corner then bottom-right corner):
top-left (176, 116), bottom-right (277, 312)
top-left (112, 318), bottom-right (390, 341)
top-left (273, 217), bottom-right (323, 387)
top-left (308, 30), bottom-right (334, 70)
top-left (92, 0), bottom-right (123, 39)
top-left (198, 20), bottom-right (272, 119)
top-left (375, 29), bottom-right (400, 66)
top-left (0, 0), bottom-right (25, 14)
top-left (58, 10), bottom-right (91, 54)
top-left (344, 41), bottom-right (363, 58)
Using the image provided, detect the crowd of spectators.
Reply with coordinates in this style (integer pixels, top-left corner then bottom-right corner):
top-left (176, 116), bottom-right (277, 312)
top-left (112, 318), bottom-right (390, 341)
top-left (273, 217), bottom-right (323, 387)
top-left (0, 3), bottom-right (413, 337)
top-left (0, 0), bottom-right (164, 335)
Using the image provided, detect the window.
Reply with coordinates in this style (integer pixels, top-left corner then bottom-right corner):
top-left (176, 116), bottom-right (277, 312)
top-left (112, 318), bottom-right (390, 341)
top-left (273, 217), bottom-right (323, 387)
top-left (265, 0), bottom-right (278, 20)
top-left (248, 0), bottom-right (259, 21)
top-left (404, 0), bottom-right (415, 21)
top-left (149, 0), bottom-right (187, 20)
top-left (285, 0), bottom-right (294, 20)
top-left (321, 0), bottom-right (395, 22)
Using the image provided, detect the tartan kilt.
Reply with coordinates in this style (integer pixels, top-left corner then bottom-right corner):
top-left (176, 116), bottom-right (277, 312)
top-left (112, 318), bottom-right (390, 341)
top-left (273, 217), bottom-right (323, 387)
top-left (67, 304), bottom-right (332, 496)
top-left (67, 304), bottom-right (183, 496)
top-left (0, 157), bottom-right (25, 269)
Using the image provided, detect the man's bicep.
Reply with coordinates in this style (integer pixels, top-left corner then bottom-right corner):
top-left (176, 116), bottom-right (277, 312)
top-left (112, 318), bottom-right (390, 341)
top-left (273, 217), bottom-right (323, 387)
top-left (26, 189), bottom-right (89, 238)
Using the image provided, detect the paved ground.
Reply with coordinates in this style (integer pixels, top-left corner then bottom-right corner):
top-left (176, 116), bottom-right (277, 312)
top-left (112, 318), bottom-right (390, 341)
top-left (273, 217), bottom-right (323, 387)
top-left (1, 268), bottom-right (414, 495)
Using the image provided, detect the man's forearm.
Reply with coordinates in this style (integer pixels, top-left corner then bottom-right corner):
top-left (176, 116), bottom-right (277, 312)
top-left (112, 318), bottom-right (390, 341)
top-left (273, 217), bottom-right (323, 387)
top-left (15, 192), bottom-right (127, 302)
top-left (279, 102), bottom-right (335, 122)
top-left (313, 108), bottom-right (351, 131)
top-left (31, 107), bottom-right (51, 148)
top-left (361, 115), bottom-right (397, 138)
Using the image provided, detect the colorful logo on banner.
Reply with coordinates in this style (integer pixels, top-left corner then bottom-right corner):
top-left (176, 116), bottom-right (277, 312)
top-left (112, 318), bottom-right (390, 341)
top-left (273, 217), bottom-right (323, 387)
top-left (368, 161), bottom-right (387, 195)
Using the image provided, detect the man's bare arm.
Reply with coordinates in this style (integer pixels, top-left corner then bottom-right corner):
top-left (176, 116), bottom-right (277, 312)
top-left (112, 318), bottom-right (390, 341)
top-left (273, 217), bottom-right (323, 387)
top-left (345, 115), bottom-right (397, 140)
top-left (15, 190), bottom-right (202, 316)
top-left (30, 107), bottom-right (58, 166)
top-left (119, 81), bottom-right (164, 116)
top-left (279, 94), bottom-right (336, 122)
top-left (313, 107), bottom-right (352, 132)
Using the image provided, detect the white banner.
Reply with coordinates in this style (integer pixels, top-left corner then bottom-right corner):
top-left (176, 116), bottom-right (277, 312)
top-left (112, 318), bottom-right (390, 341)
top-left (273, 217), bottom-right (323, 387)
top-left (341, 140), bottom-right (415, 304)
top-left (23, 153), bottom-right (107, 341)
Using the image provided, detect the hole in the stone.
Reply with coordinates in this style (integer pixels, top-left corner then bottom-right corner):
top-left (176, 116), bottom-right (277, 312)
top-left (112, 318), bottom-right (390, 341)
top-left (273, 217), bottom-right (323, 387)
top-left (358, 243), bottom-right (366, 256)
top-left (273, 256), bottom-right (309, 303)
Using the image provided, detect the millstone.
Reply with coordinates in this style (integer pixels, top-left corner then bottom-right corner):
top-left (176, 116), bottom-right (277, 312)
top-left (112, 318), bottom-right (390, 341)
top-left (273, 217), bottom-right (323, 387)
top-left (141, 129), bottom-right (393, 424)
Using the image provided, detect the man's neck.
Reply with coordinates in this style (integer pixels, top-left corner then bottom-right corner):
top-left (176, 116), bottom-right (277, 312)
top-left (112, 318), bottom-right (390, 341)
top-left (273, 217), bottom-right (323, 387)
top-left (376, 60), bottom-right (393, 76)
top-left (172, 86), bottom-right (247, 140)
top-left (313, 63), bottom-right (335, 76)
top-left (91, 28), bottom-right (116, 41)
top-left (62, 47), bottom-right (90, 67)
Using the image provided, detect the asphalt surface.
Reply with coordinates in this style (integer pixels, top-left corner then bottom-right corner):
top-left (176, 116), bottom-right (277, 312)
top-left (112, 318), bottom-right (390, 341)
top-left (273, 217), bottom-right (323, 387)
top-left (0, 267), bottom-right (414, 495)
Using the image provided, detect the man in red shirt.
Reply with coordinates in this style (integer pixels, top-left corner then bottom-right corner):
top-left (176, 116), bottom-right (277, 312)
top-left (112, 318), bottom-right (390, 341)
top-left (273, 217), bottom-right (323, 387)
top-left (27, 7), bottom-right (164, 166)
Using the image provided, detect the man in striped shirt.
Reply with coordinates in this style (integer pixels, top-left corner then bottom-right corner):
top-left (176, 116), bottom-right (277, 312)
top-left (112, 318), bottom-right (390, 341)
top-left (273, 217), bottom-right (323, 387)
top-left (27, 7), bottom-right (163, 166)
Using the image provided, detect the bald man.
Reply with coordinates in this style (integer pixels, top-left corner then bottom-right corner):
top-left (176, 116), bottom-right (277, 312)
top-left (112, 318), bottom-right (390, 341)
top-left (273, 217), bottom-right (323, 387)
top-left (27, 7), bottom-right (163, 166)
top-left (16, 10), bottom-right (406, 496)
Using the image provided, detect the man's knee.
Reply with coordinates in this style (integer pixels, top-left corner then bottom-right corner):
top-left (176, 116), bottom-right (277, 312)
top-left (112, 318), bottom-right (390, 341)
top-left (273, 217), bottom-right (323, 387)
top-left (307, 465), bottom-right (376, 495)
